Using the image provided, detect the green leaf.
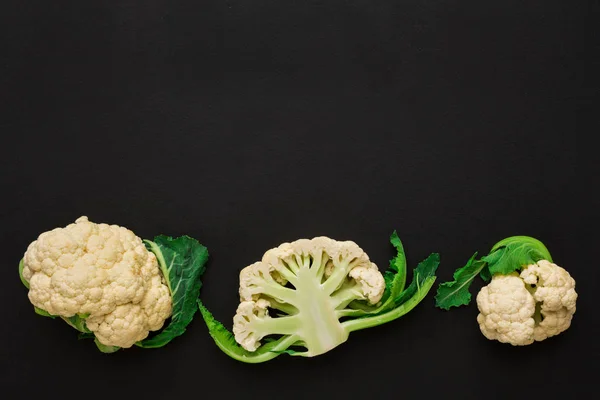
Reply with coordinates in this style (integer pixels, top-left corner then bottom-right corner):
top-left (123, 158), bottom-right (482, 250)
top-left (383, 270), bottom-right (396, 296)
top-left (389, 231), bottom-right (405, 272)
top-left (483, 236), bottom-right (552, 276)
top-left (78, 332), bottom-right (95, 340)
top-left (342, 252), bottom-right (440, 332)
top-left (269, 348), bottom-right (306, 356)
top-left (34, 307), bottom-right (56, 318)
top-left (18, 259), bottom-right (29, 289)
top-left (348, 231), bottom-right (407, 314)
top-left (386, 230), bottom-right (407, 299)
top-left (94, 338), bottom-right (120, 353)
top-left (61, 315), bottom-right (92, 333)
top-left (198, 300), bottom-right (297, 364)
top-left (342, 233), bottom-right (435, 317)
top-left (137, 235), bottom-right (209, 348)
top-left (434, 253), bottom-right (487, 310)
top-left (434, 236), bottom-right (552, 311)
top-left (394, 252), bottom-right (440, 305)
top-left (479, 264), bottom-right (492, 282)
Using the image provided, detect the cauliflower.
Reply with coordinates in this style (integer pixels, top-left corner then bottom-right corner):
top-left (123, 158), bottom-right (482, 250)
top-left (475, 273), bottom-right (536, 345)
top-left (232, 299), bottom-right (272, 352)
top-left (520, 260), bottom-right (577, 341)
top-left (436, 235), bottom-right (578, 346)
top-left (22, 216), bottom-right (171, 348)
top-left (232, 237), bottom-right (386, 356)
top-left (19, 216), bottom-right (210, 352)
top-left (198, 231), bottom-right (440, 363)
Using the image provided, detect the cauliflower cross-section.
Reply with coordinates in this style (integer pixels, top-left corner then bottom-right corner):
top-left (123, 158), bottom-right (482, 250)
top-left (232, 237), bottom-right (386, 357)
top-left (198, 231), bottom-right (440, 363)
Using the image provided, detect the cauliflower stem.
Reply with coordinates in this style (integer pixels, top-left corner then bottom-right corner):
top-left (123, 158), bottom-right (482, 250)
top-left (199, 231), bottom-right (439, 363)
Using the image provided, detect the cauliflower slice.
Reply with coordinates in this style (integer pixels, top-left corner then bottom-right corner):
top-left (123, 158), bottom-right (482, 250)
top-left (198, 231), bottom-right (440, 363)
top-left (232, 237), bottom-right (386, 356)
top-left (476, 261), bottom-right (577, 346)
top-left (22, 216), bottom-right (173, 348)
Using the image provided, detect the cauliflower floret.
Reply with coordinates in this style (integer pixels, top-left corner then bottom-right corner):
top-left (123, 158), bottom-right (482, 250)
top-left (348, 265), bottom-right (385, 304)
top-left (22, 216), bottom-right (173, 348)
top-left (232, 299), bottom-right (271, 352)
top-left (86, 276), bottom-right (171, 347)
top-left (86, 304), bottom-right (149, 347)
top-left (239, 262), bottom-right (288, 302)
top-left (520, 260), bottom-right (577, 341)
top-left (476, 261), bottom-right (577, 346)
top-left (322, 240), bottom-right (384, 304)
top-left (476, 274), bottom-right (536, 345)
top-left (139, 274), bottom-right (173, 330)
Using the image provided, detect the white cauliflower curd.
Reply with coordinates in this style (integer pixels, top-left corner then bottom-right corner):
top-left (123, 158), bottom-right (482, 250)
top-left (21, 216), bottom-right (172, 348)
top-left (477, 260), bottom-right (577, 346)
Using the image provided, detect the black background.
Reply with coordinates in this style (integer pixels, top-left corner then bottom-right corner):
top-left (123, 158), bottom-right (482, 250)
top-left (1, 1), bottom-right (597, 399)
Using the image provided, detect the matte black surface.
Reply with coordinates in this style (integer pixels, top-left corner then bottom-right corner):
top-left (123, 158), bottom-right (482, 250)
top-left (1, 1), bottom-right (596, 399)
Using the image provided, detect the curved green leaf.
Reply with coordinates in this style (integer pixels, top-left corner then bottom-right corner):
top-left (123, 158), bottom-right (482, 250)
top-left (342, 252), bottom-right (439, 332)
top-left (435, 235), bottom-right (552, 310)
top-left (138, 235), bottom-right (209, 348)
top-left (198, 300), bottom-right (295, 364)
top-left (483, 236), bottom-right (552, 275)
top-left (385, 230), bottom-right (408, 300)
top-left (18, 259), bottom-right (29, 289)
top-left (34, 307), bottom-right (56, 318)
top-left (94, 338), bottom-right (120, 353)
top-left (61, 314), bottom-right (92, 334)
top-left (338, 232), bottom-right (437, 318)
top-left (434, 253), bottom-right (486, 310)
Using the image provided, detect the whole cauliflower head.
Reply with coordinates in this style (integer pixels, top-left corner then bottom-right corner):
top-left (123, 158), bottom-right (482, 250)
top-left (476, 260), bottom-right (577, 346)
top-left (21, 216), bottom-right (172, 348)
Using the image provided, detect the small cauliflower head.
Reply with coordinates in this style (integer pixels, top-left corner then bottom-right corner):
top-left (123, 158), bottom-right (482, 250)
top-left (21, 216), bottom-right (172, 348)
top-left (476, 260), bottom-right (577, 346)
top-left (232, 237), bottom-right (385, 356)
